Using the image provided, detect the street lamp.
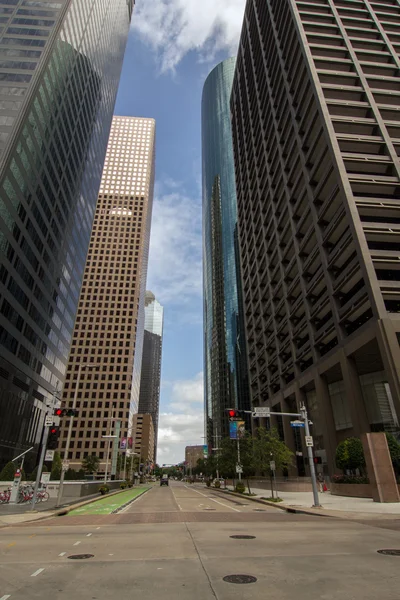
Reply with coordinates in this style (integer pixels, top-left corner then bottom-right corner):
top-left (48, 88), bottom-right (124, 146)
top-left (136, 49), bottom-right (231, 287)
top-left (102, 434), bottom-right (118, 484)
top-left (56, 362), bottom-right (98, 507)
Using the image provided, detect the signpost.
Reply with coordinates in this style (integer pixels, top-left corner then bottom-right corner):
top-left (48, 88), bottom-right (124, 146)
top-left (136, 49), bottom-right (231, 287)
top-left (45, 450), bottom-right (54, 461)
top-left (269, 460), bottom-right (276, 471)
top-left (252, 407), bottom-right (271, 417)
top-left (45, 416), bottom-right (53, 427)
top-left (290, 421), bottom-right (305, 428)
top-left (236, 464), bottom-right (243, 474)
top-left (305, 436), bottom-right (314, 447)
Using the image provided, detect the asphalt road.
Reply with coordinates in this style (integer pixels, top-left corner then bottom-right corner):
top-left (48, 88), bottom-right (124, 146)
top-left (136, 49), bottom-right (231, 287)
top-left (1, 482), bottom-right (400, 600)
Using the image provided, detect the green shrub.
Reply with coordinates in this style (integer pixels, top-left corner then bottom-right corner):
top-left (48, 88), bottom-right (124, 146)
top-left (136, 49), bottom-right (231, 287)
top-left (206, 480), bottom-right (211, 487)
top-left (335, 438), bottom-right (366, 473)
top-left (0, 461), bottom-right (17, 481)
top-left (214, 480), bottom-right (221, 489)
top-left (235, 482), bottom-right (245, 494)
top-left (99, 485), bottom-right (110, 495)
top-left (120, 482), bottom-right (127, 489)
top-left (332, 475), bottom-right (369, 484)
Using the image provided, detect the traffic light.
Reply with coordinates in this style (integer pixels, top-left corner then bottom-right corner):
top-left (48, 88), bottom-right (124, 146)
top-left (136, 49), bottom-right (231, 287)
top-left (47, 425), bottom-right (60, 449)
top-left (54, 407), bottom-right (78, 417)
top-left (227, 409), bottom-right (243, 421)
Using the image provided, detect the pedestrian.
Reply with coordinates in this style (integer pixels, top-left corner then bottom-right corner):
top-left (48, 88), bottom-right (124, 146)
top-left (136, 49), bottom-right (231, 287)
top-left (317, 471), bottom-right (325, 493)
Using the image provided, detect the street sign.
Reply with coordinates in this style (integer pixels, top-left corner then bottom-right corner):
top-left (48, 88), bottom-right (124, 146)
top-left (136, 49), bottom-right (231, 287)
top-left (45, 416), bottom-right (53, 427)
top-left (305, 436), bottom-right (314, 447)
top-left (62, 460), bottom-right (70, 470)
top-left (41, 473), bottom-right (51, 484)
top-left (252, 407), bottom-right (270, 417)
top-left (45, 450), bottom-right (54, 461)
top-left (270, 461), bottom-right (276, 471)
top-left (290, 420), bottom-right (305, 428)
top-left (236, 464), bottom-right (243, 474)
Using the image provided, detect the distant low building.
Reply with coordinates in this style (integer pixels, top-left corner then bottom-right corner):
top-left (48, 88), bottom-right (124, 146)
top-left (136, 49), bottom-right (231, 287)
top-left (185, 445), bottom-right (205, 471)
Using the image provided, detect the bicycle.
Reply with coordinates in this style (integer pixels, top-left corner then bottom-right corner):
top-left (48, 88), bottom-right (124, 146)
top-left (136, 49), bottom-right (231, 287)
top-left (0, 487), bottom-right (11, 503)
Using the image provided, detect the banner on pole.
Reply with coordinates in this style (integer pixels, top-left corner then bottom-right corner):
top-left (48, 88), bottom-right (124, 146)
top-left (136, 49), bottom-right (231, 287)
top-left (203, 444), bottom-right (208, 458)
top-left (237, 420), bottom-right (246, 439)
top-left (230, 421), bottom-right (238, 439)
top-left (120, 437), bottom-right (127, 450)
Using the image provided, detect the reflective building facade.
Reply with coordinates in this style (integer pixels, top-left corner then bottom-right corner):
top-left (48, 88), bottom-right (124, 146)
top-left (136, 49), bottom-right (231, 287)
top-left (138, 291), bottom-right (164, 461)
top-left (0, 0), bottom-right (134, 470)
top-left (202, 58), bottom-right (250, 452)
top-left (231, 0), bottom-right (400, 477)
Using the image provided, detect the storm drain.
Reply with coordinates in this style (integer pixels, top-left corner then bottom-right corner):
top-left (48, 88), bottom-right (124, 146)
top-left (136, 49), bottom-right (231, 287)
top-left (253, 508), bottom-right (266, 512)
top-left (230, 535), bottom-right (256, 540)
top-left (204, 508), bottom-right (216, 511)
top-left (223, 575), bottom-right (257, 584)
top-left (68, 554), bottom-right (94, 560)
top-left (377, 549), bottom-right (400, 556)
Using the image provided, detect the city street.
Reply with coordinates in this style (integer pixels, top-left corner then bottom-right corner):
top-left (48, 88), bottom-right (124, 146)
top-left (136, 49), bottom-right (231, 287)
top-left (1, 482), bottom-right (400, 599)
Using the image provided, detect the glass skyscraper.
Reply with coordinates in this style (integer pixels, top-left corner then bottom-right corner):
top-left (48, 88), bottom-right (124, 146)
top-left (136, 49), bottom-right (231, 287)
top-left (202, 57), bottom-right (250, 451)
top-left (0, 0), bottom-right (134, 471)
top-left (138, 291), bottom-right (164, 461)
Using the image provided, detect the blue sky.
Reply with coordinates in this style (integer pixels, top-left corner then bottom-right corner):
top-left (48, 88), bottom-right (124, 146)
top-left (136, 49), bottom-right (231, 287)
top-left (114, 0), bottom-right (246, 465)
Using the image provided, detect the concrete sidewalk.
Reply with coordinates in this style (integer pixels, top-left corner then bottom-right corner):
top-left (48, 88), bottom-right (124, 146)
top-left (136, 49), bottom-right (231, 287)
top-left (239, 485), bottom-right (400, 516)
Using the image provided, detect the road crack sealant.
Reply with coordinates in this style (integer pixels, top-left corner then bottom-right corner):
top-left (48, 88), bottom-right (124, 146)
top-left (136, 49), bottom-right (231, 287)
top-left (184, 523), bottom-right (220, 600)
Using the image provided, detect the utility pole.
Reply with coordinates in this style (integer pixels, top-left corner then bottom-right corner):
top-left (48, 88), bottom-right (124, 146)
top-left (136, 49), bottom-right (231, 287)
top-left (31, 423), bottom-right (50, 510)
top-left (56, 362), bottom-right (97, 507)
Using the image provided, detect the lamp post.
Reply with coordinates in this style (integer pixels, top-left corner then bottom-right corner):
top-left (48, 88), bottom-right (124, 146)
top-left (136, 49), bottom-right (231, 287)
top-left (56, 362), bottom-right (97, 507)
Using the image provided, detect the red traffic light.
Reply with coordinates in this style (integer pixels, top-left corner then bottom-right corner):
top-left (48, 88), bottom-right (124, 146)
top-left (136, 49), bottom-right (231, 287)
top-left (229, 410), bottom-right (236, 418)
top-left (54, 408), bottom-right (63, 417)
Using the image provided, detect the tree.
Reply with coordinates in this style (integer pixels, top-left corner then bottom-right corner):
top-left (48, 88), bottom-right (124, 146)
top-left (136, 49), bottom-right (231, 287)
top-left (0, 461), bottom-right (16, 481)
top-left (335, 438), bottom-right (365, 474)
top-left (81, 454), bottom-right (100, 474)
top-left (50, 451), bottom-right (62, 480)
top-left (386, 433), bottom-right (400, 477)
top-left (29, 464), bottom-right (48, 481)
top-left (252, 427), bottom-right (293, 499)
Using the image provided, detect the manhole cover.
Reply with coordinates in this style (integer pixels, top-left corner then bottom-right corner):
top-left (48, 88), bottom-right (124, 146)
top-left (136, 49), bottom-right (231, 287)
top-left (67, 554), bottom-right (94, 560)
top-left (253, 509), bottom-right (266, 512)
top-left (230, 535), bottom-right (256, 539)
top-left (377, 549), bottom-right (400, 556)
top-left (223, 574), bottom-right (257, 584)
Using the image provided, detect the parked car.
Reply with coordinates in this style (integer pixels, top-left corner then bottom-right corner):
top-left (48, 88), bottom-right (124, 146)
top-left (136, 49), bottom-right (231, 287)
top-left (160, 474), bottom-right (169, 486)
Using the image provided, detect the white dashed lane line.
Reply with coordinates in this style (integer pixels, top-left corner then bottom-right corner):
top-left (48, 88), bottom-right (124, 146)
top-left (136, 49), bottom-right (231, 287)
top-left (73, 541), bottom-right (81, 546)
top-left (184, 485), bottom-right (241, 512)
top-left (59, 552), bottom-right (66, 557)
top-left (0, 595), bottom-right (11, 600)
top-left (86, 533), bottom-right (92, 537)
top-left (31, 568), bottom-right (45, 577)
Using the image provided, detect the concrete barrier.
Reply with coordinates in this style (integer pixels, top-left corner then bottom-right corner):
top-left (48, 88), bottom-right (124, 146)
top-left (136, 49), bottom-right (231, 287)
top-left (0, 480), bottom-right (124, 501)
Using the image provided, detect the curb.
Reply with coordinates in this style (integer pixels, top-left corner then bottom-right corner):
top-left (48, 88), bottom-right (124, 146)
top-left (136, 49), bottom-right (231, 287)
top-left (208, 487), bottom-right (333, 518)
top-left (111, 487), bottom-right (150, 514)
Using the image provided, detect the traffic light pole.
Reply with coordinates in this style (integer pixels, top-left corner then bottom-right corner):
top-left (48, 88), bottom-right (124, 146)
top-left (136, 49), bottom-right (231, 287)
top-left (243, 405), bottom-right (321, 507)
top-left (31, 424), bottom-right (50, 510)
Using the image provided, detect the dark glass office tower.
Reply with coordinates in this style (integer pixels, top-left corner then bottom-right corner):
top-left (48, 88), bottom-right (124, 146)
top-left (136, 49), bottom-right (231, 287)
top-left (138, 291), bottom-right (164, 462)
top-left (231, 0), bottom-right (400, 476)
top-left (202, 57), bottom-right (250, 452)
top-left (0, 0), bottom-right (134, 470)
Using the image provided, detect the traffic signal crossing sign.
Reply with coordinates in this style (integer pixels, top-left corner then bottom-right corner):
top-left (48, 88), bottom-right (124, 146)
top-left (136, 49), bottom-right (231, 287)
top-left (227, 409), bottom-right (244, 421)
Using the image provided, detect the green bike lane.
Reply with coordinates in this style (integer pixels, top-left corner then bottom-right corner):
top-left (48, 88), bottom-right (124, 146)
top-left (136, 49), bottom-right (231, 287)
top-left (69, 487), bottom-right (149, 515)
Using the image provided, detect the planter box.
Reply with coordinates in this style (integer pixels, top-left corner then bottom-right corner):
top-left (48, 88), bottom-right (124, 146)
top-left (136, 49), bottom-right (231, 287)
top-left (330, 482), bottom-right (372, 498)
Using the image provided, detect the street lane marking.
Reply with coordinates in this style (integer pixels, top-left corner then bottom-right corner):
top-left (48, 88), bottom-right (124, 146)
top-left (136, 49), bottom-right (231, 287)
top-left (73, 541), bottom-right (81, 546)
top-left (6, 543), bottom-right (15, 548)
top-left (31, 569), bottom-right (44, 577)
top-left (177, 504), bottom-right (182, 511)
top-left (0, 595), bottom-right (11, 599)
top-left (185, 485), bottom-right (241, 512)
top-left (29, 534), bottom-right (36, 538)
top-left (96, 527), bottom-right (100, 530)
top-left (59, 552), bottom-right (66, 556)
top-left (86, 533), bottom-right (92, 537)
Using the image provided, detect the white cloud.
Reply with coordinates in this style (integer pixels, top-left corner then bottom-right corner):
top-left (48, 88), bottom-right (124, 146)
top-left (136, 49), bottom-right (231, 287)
top-left (147, 181), bottom-right (202, 307)
top-left (157, 413), bottom-right (204, 465)
top-left (156, 372), bottom-right (204, 464)
top-left (133, 0), bottom-right (246, 72)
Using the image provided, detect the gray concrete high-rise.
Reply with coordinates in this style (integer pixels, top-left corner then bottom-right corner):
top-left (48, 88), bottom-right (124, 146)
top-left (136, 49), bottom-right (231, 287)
top-left (0, 0), bottom-right (134, 470)
top-left (202, 58), bottom-right (250, 452)
top-left (138, 291), bottom-right (164, 462)
top-left (231, 0), bottom-right (400, 477)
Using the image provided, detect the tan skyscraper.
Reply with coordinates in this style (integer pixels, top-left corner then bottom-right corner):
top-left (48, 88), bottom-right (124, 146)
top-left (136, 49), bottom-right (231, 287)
top-left (58, 116), bottom-right (156, 475)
